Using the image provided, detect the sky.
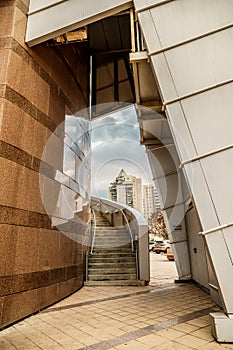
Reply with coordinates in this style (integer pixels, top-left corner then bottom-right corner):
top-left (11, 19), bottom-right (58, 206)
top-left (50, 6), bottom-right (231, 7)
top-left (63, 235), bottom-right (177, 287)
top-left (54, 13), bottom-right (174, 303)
top-left (91, 105), bottom-right (153, 198)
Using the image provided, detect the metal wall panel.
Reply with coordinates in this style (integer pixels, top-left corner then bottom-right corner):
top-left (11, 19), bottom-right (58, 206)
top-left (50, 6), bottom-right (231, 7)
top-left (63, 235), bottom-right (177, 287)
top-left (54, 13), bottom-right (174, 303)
top-left (201, 150), bottom-right (233, 227)
top-left (185, 206), bottom-right (209, 290)
top-left (146, 136), bottom-right (191, 280)
top-left (135, 0), bottom-right (233, 317)
top-left (26, 0), bottom-right (132, 46)
top-left (28, 0), bottom-right (62, 13)
top-left (164, 29), bottom-right (233, 96)
top-left (181, 85), bottom-right (233, 155)
top-left (149, 0), bottom-right (233, 48)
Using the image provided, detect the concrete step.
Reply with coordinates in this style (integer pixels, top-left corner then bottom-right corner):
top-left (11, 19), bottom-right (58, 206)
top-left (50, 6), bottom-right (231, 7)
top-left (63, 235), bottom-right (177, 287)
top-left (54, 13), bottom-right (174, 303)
top-left (91, 252), bottom-right (135, 258)
top-left (94, 244), bottom-right (132, 249)
top-left (93, 249), bottom-right (133, 254)
top-left (95, 225), bottom-right (127, 231)
top-left (94, 240), bottom-right (130, 245)
top-left (89, 257), bottom-right (136, 263)
top-left (88, 274), bottom-right (137, 281)
top-left (84, 280), bottom-right (146, 286)
top-left (96, 224), bottom-right (109, 226)
top-left (88, 214), bottom-right (137, 285)
top-left (94, 238), bottom-right (129, 242)
top-left (96, 224), bottom-right (112, 226)
top-left (94, 239), bottom-right (129, 242)
top-left (94, 245), bottom-right (131, 249)
top-left (94, 237), bottom-right (129, 241)
top-left (95, 220), bottom-right (111, 224)
top-left (95, 236), bottom-right (128, 239)
top-left (95, 229), bottom-right (129, 237)
top-left (95, 234), bottom-right (129, 238)
top-left (94, 246), bottom-right (131, 250)
top-left (89, 259), bottom-right (135, 269)
top-left (88, 267), bottom-right (137, 275)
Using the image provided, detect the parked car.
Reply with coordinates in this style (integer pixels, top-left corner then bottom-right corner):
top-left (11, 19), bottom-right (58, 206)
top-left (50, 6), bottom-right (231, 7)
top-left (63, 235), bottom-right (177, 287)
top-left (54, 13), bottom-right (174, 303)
top-left (166, 247), bottom-right (174, 261)
top-left (153, 240), bottom-right (171, 254)
top-left (149, 242), bottom-right (155, 251)
top-left (151, 240), bottom-right (164, 253)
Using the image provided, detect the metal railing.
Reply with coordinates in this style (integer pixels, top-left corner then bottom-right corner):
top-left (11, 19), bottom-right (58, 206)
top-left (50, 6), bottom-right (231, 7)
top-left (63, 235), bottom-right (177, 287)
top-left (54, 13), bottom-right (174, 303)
top-left (90, 208), bottom-right (97, 254)
top-left (90, 196), bottom-right (149, 283)
top-left (91, 198), bottom-right (135, 253)
top-left (120, 208), bottom-right (134, 252)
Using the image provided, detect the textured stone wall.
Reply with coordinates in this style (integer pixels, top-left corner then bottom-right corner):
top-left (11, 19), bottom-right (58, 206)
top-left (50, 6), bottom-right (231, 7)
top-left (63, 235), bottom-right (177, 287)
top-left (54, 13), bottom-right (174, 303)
top-left (0, 0), bottom-right (90, 328)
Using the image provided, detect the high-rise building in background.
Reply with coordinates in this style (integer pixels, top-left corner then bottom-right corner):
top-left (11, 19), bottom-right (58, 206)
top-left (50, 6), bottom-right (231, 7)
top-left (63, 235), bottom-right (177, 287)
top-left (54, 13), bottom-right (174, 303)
top-left (109, 169), bottom-right (142, 212)
top-left (143, 185), bottom-right (160, 222)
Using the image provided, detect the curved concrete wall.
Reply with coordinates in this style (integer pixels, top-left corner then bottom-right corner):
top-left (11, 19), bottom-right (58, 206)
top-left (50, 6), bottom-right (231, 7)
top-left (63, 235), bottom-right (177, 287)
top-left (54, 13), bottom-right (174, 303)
top-left (0, 0), bottom-right (90, 328)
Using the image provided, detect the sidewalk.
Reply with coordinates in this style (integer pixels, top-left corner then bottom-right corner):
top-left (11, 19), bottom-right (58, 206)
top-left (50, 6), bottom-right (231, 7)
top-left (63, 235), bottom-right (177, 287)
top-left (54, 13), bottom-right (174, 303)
top-left (0, 254), bottom-right (232, 350)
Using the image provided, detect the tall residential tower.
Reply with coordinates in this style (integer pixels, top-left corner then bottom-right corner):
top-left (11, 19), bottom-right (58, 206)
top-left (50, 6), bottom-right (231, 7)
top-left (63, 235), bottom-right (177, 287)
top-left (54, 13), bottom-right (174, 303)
top-left (143, 185), bottom-right (160, 222)
top-left (109, 169), bottom-right (142, 212)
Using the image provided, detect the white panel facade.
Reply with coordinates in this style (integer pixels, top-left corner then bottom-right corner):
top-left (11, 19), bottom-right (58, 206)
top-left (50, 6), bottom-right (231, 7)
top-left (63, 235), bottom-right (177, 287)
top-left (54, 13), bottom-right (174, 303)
top-left (26, 0), bottom-right (132, 46)
top-left (134, 0), bottom-right (233, 332)
top-left (164, 29), bottom-right (233, 96)
top-left (147, 139), bottom-right (191, 280)
top-left (181, 85), bottom-right (233, 155)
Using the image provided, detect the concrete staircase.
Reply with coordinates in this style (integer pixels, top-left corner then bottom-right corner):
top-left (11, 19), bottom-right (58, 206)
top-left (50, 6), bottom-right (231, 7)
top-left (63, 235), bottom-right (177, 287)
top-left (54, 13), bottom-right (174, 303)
top-left (85, 211), bottom-right (144, 286)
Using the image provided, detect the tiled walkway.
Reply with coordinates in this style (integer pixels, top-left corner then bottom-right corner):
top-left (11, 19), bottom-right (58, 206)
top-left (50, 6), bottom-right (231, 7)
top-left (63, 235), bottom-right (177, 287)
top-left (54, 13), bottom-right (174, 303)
top-left (0, 254), bottom-right (232, 350)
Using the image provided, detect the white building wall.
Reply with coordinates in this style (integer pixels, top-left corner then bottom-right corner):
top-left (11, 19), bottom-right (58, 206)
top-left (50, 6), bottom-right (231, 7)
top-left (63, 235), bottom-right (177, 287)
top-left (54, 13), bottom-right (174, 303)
top-left (143, 185), bottom-right (156, 222)
top-left (134, 178), bottom-right (142, 213)
top-left (116, 185), bottom-right (126, 205)
top-left (134, 0), bottom-right (233, 337)
top-left (26, 0), bottom-right (132, 46)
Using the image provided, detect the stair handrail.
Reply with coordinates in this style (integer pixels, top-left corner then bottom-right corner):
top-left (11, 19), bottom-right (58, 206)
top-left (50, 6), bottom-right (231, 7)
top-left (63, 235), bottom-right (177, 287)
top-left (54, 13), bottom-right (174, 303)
top-left (82, 217), bottom-right (92, 246)
top-left (92, 197), bottom-right (135, 253)
top-left (120, 208), bottom-right (134, 253)
top-left (90, 208), bottom-right (97, 255)
top-left (92, 199), bottom-right (114, 215)
top-left (91, 196), bottom-right (149, 283)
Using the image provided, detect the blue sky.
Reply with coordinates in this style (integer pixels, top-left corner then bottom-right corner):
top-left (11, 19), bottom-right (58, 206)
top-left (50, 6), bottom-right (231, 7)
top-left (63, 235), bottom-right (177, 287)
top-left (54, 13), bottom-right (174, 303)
top-left (91, 105), bottom-right (153, 198)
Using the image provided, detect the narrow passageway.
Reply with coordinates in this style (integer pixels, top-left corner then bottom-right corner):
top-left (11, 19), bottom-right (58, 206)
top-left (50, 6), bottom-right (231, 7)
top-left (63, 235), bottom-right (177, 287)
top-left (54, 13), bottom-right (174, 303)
top-left (1, 254), bottom-right (228, 350)
top-left (149, 251), bottom-right (177, 287)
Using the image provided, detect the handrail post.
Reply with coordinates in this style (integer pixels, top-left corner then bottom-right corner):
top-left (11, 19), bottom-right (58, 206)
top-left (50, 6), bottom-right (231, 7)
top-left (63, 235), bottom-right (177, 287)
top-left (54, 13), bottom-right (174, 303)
top-left (85, 251), bottom-right (89, 281)
top-left (90, 208), bottom-right (97, 255)
top-left (135, 248), bottom-right (139, 280)
top-left (120, 208), bottom-right (134, 253)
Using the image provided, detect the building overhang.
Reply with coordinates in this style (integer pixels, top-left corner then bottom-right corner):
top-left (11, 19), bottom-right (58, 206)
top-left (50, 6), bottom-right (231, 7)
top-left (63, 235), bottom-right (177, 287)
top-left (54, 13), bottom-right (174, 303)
top-left (26, 0), bottom-right (132, 47)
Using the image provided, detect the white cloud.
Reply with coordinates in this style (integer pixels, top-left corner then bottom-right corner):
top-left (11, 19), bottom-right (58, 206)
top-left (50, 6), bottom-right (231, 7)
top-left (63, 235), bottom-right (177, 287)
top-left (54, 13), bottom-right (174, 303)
top-left (91, 107), bottom-right (153, 198)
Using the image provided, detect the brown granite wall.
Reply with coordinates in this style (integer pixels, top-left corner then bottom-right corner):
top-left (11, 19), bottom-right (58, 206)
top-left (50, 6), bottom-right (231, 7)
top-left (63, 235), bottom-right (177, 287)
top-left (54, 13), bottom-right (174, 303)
top-left (0, 0), bottom-right (90, 328)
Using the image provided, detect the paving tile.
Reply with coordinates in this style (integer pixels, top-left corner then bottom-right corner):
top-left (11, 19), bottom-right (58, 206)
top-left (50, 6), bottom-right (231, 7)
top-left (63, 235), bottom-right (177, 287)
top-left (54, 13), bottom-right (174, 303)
top-left (172, 322), bottom-right (200, 333)
top-left (175, 334), bottom-right (210, 349)
top-left (120, 325), bottom-right (138, 332)
top-left (78, 334), bottom-right (99, 346)
top-left (187, 317), bottom-right (211, 327)
top-left (115, 339), bottom-right (153, 350)
top-left (224, 345), bottom-right (233, 350)
top-left (0, 256), bottom-right (224, 350)
top-left (137, 333), bottom-right (168, 346)
top-left (191, 326), bottom-right (214, 342)
top-left (156, 328), bottom-right (186, 340)
top-left (202, 341), bottom-right (231, 350)
top-left (0, 336), bottom-right (19, 349)
top-left (5, 333), bottom-right (45, 350)
top-left (151, 340), bottom-right (195, 350)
